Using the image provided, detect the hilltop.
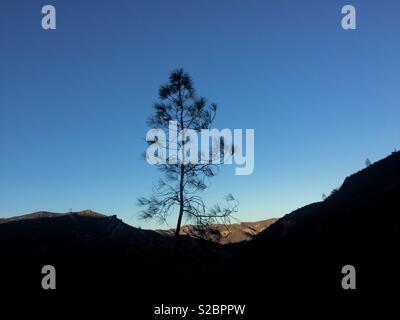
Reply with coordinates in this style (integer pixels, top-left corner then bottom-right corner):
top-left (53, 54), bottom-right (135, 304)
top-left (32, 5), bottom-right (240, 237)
top-left (0, 209), bottom-right (106, 224)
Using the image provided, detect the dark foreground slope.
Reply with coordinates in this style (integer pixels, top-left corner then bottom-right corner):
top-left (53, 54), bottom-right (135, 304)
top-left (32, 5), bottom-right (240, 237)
top-left (231, 151), bottom-right (400, 299)
top-left (1, 152), bottom-right (399, 314)
top-left (0, 211), bottom-right (226, 294)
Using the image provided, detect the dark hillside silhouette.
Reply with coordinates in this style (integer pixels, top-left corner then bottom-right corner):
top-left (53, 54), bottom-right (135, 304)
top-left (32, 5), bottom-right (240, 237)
top-left (0, 152), bottom-right (399, 310)
top-left (231, 151), bottom-right (400, 298)
top-left (0, 210), bottom-right (233, 294)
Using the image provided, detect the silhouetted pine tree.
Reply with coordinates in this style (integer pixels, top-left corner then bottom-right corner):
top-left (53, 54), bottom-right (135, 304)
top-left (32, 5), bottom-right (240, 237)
top-left (137, 69), bottom-right (238, 247)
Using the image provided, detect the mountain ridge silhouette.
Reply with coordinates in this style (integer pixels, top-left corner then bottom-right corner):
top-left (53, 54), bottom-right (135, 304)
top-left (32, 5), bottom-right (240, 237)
top-left (1, 151), bottom-right (399, 309)
top-left (229, 150), bottom-right (400, 297)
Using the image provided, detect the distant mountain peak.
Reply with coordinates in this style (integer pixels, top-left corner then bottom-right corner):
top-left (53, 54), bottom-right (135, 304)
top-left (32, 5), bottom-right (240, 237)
top-left (0, 210), bottom-right (106, 224)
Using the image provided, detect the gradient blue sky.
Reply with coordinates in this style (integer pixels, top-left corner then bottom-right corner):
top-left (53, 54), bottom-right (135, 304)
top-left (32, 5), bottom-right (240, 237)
top-left (1, 0), bottom-right (399, 229)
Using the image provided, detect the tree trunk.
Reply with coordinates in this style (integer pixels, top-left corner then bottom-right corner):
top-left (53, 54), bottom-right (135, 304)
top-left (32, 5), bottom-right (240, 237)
top-left (175, 176), bottom-right (183, 248)
top-left (175, 85), bottom-right (185, 250)
top-left (175, 163), bottom-right (184, 249)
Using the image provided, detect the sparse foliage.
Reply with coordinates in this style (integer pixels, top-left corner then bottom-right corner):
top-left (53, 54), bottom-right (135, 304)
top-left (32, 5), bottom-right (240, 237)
top-left (138, 69), bottom-right (238, 246)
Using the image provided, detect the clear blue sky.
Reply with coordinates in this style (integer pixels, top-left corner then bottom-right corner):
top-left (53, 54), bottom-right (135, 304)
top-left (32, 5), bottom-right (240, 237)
top-left (1, 0), bottom-right (399, 229)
